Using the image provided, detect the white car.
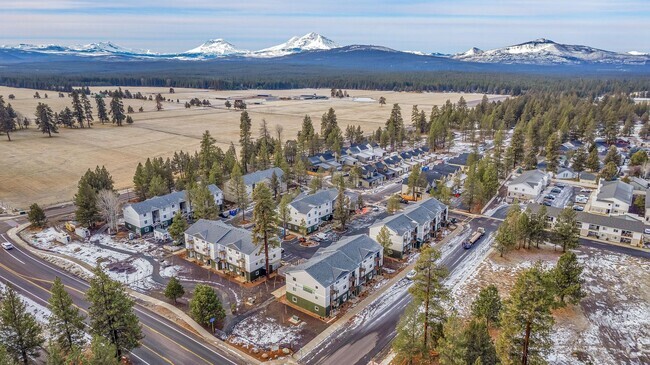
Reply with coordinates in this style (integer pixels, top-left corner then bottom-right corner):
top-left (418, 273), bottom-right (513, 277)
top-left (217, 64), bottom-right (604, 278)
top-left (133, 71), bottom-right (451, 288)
top-left (1, 242), bottom-right (14, 250)
top-left (406, 269), bottom-right (417, 280)
top-left (580, 188), bottom-right (592, 193)
top-left (575, 195), bottom-right (588, 204)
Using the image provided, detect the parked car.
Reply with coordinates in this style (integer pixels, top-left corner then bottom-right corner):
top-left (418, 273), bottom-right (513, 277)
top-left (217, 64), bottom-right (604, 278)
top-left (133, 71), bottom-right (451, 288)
top-left (450, 217), bottom-right (458, 224)
top-left (580, 188), bottom-right (592, 193)
top-left (544, 195), bottom-right (556, 200)
top-left (575, 195), bottom-right (588, 203)
top-left (551, 188), bottom-right (562, 194)
top-left (406, 269), bottom-right (417, 280)
top-left (555, 184), bottom-right (566, 189)
top-left (543, 200), bottom-right (552, 206)
top-left (1, 242), bottom-right (14, 250)
top-left (572, 205), bottom-right (584, 211)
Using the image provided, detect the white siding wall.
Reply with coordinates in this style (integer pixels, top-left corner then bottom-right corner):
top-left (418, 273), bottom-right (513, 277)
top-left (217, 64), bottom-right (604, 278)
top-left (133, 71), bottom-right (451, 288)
top-left (286, 271), bottom-right (328, 308)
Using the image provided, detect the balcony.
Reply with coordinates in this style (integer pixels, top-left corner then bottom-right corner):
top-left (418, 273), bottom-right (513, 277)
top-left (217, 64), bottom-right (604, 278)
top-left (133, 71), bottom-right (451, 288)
top-left (622, 231), bottom-right (633, 238)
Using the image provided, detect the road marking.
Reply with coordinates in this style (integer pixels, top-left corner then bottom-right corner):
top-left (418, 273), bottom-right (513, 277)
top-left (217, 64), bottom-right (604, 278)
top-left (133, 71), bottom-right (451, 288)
top-left (0, 234), bottom-right (26, 264)
top-left (141, 345), bottom-right (174, 365)
top-left (126, 350), bottom-right (152, 365)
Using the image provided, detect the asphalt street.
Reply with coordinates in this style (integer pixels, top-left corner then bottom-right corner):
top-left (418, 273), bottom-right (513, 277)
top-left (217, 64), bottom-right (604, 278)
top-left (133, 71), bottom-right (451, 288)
top-left (0, 219), bottom-right (248, 365)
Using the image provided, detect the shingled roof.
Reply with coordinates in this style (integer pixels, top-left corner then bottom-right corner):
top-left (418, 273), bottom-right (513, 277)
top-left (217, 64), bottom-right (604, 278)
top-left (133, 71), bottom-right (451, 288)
top-left (185, 219), bottom-right (257, 255)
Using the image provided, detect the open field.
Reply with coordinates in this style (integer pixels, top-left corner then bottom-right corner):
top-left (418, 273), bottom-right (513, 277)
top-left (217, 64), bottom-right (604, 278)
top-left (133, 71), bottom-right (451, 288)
top-left (0, 86), bottom-right (505, 209)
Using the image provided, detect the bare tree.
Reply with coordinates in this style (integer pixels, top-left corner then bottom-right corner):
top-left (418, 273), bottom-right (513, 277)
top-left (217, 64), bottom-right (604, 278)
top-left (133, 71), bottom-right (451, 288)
top-left (97, 189), bottom-right (120, 233)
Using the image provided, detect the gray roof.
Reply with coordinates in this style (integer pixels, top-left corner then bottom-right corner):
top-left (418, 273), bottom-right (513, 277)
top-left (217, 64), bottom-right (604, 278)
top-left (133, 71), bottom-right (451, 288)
top-left (372, 214), bottom-right (417, 235)
top-left (242, 167), bottom-right (284, 186)
top-left (290, 188), bottom-right (338, 214)
top-left (127, 190), bottom-right (187, 215)
top-left (527, 203), bottom-right (645, 233)
top-left (579, 172), bottom-right (597, 181)
top-left (185, 219), bottom-right (258, 255)
top-left (510, 169), bottom-right (547, 188)
top-left (415, 197), bottom-right (447, 215)
top-left (597, 180), bottom-right (633, 204)
top-left (207, 184), bottom-right (223, 196)
top-left (403, 206), bottom-right (437, 225)
top-left (288, 234), bottom-right (381, 287)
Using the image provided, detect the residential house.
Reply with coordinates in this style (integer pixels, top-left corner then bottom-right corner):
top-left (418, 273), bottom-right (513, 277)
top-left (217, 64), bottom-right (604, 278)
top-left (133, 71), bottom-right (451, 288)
top-left (307, 152), bottom-right (341, 172)
top-left (224, 167), bottom-right (286, 202)
top-left (447, 152), bottom-right (476, 171)
top-left (429, 164), bottom-right (461, 182)
top-left (579, 172), bottom-right (598, 186)
top-left (556, 167), bottom-right (578, 180)
top-left (185, 219), bottom-right (282, 281)
top-left (369, 197), bottom-right (448, 258)
top-left (285, 188), bottom-right (357, 234)
top-left (285, 234), bottom-right (383, 317)
top-left (589, 180), bottom-right (634, 216)
top-left (400, 170), bottom-right (440, 199)
top-left (359, 164), bottom-right (386, 188)
top-left (506, 169), bottom-right (549, 203)
top-left (628, 177), bottom-right (649, 194)
top-left (529, 203), bottom-right (644, 247)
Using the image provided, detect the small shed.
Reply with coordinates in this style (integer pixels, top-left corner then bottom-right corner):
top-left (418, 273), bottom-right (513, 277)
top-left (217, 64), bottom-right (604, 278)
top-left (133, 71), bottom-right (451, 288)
top-left (154, 228), bottom-right (171, 242)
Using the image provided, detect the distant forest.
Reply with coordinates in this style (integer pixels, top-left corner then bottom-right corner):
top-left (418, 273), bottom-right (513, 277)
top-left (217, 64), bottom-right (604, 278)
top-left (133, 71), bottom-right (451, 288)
top-left (1, 64), bottom-right (650, 96)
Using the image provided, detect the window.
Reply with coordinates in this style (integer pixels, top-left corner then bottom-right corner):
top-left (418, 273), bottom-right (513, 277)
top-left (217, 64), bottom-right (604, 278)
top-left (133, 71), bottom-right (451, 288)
top-left (314, 306), bottom-right (319, 312)
top-left (292, 296), bottom-right (297, 302)
top-left (613, 229), bottom-right (619, 233)
top-left (144, 220), bottom-right (148, 224)
top-left (315, 286), bottom-right (318, 289)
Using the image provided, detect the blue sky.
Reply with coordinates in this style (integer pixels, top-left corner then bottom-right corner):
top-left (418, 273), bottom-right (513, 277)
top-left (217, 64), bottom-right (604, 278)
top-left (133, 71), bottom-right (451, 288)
top-left (2, 0), bottom-right (649, 53)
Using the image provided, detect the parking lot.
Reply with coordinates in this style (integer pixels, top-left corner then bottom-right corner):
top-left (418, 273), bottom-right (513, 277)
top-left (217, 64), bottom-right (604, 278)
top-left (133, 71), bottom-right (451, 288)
top-left (537, 182), bottom-right (592, 211)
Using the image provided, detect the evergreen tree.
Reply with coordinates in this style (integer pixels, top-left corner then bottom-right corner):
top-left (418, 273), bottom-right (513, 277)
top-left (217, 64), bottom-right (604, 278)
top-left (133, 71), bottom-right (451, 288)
top-left (379, 96), bottom-right (386, 106)
top-left (95, 95), bottom-right (108, 124)
top-left (109, 95), bottom-right (126, 126)
top-left (376, 226), bottom-right (393, 257)
top-left (387, 194), bottom-right (401, 213)
top-left (164, 277), bottom-right (185, 304)
top-left (470, 284), bottom-right (502, 328)
top-left (392, 300), bottom-right (425, 364)
top-left (0, 96), bottom-right (16, 141)
top-left (464, 319), bottom-right (497, 365)
top-left (494, 212), bottom-right (517, 257)
top-left (74, 182), bottom-right (99, 227)
top-left (81, 92), bottom-right (93, 128)
top-left (410, 247), bottom-right (449, 352)
top-left (86, 266), bottom-right (143, 358)
top-left (167, 211), bottom-right (188, 244)
top-left (333, 176), bottom-right (350, 230)
top-left (189, 184), bottom-right (218, 220)
top-left (278, 194), bottom-right (291, 239)
top-left (386, 104), bottom-right (404, 148)
top-left (603, 145), bottom-right (622, 166)
top-left (553, 207), bottom-right (580, 252)
top-left (269, 172), bottom-right (280, 200)
top-left (309, 175), bottom-right (323, 194)
top-left (230, 163), bottom-right (249, 221)
top-left (600, 161), bottom-right (619, 181)
top-left (252, 183), bottom-right (279, 278)
top-left (89, 335), bottom-right (119, 365)
top-left (586, 147), bottom-right (600, 171)
top-left (239, 111), bottom-right (253, 173)
top-left (551, 252), bottom-right (585, 306)
top-left (48, 277), bottom-right (86, 352)
top-left (71, 90), bottom-right (85, 128)
top-left (35, 102), bottom-right (58, 137)
top-left (147, 174), bottom-right (168, 197)
top-left (132, 163), bottom-right (148, 200)
top-left (0, 286), bottom-right (45, 364)
top-left (572, 147), bottom-right (587, 172)
top-left (407, 164), bottom-right (421, 200)
top-left (436, 314), bottom-right (467, 365)
top-left (497, 264), bottom-right (554, 365)
top-left (189, 284), bottom-right (225, 326)
top-left (507, 124), bottom-right (525, 168)
top-left (545, 133), bottom-right (560, 173)
top-left (27, 203), bottom-right (47, 227)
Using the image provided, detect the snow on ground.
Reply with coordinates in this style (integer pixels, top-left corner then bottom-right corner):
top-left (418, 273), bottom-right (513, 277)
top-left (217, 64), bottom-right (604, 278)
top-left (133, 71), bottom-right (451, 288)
top-left (41, 254), bottom-right (95, 280)
top-left (451, 245), bottom-right (650, 364)
top-left (89, 233), bottom-right (157, 254)
top-left (51, 241), bottom-right (131, 266)
top-left (159, 265), bottom-right (188, 278)
top-left (105, 257), bottom-right (156, 291)
top-left (350, 278), bottom-right (412, 329)
top-left (230, 314), bottom-right (305, 349)
top-left (483, 202), bottom-right (509, 217)
top-left (0, 281), bottom-right (51, 324)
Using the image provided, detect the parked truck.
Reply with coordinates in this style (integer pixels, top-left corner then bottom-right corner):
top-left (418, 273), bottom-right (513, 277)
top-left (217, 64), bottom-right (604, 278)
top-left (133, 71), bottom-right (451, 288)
top-left (463, 227), bottom-right (485, 249)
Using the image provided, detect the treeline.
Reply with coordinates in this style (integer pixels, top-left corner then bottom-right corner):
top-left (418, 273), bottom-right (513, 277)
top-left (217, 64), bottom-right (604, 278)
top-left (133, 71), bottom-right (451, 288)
top-left (2, 71), bottom-right (650, 96)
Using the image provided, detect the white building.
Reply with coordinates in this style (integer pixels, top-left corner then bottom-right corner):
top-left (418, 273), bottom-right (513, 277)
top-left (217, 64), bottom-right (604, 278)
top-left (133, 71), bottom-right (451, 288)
top-left (224, 167), bottom-right (286, 202)
top-left (589, 180), bottom-right (633, 216)
top-left (123, 184), bottom-right (223, 235)
top-left (285, 234), bottom-right (382, 317)
top-left (185, 219), bottom-right (281, 282)
top-left (369, 197), bottom-right (448, 258)
top-left (507, 169), bottom-right (549, 203)
top-left (284, 188), bottom-right (357, 234)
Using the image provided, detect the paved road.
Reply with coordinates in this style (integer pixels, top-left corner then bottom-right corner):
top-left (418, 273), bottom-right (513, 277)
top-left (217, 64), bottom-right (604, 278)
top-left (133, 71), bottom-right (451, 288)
top-left (0, 219), bottom-right (247, 365)
top-left (301, 215), bottom-right (501, 365)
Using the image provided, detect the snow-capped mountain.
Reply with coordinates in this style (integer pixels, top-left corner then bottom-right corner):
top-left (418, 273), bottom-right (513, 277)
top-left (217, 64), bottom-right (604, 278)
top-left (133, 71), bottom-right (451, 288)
top-left (628, 51), bottom-right (649, 56)
top-left (252, 32), bottom-right (339, 57)
top-left (182, 39), bottom-right (247, 57)
top-left (452, 39), bottom-right (650, 65)
top-left (1, 41), bottom-right (150, 56)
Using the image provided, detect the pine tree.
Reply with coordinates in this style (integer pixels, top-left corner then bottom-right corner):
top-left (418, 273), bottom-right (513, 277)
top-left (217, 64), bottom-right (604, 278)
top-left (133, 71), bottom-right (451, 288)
top-left (603, 145), bottom-right (621, 166)
top-left (48, 277), bottom-right (86, 352)
top-left (0, 96), bottom-right (16, 141)
top-left (507, 124), bottom-right (525, 168)
top-left (386, 104), bottom-right (404, 148)
top-left (333, 176), bottom-right (350, 230)
top-left (74, 182), bottom-right (99, 227)
top-left (572, 147), bottom-right (587, 172)
top-left (407, 164), bottom-right (421, 200)
top-left (379, 96), bottom-right (386, 106)
top-left (252, 183), bottom-right (279, 278)
top-left (551, 251), bottom-right (585, 306)
top-left (309, 175), bottom-right (323, 194)
top-left (554, 207), bottom-right (579, 252)
top-left (71, 90), bottom-right (85, 128)
top-left (586, 147), bottom-right (600, 172)
top-left (189, 184), bottom-right (218, 220)
top-left (470, 285), bottom-right (502, 328)
top-left (269, 172), bottom-right (280, 200)
top-left (494, 216), bottom-right (516, 257)
top-left (497, 264), bottom-right (554, 365)
top-left (81, 93), bottom-right (93, 127)
top-left (545, 133), bottom-right (560, 173)
top-left (600, 161), bottom-right (619, 181)
top-left (278, 194), bottom-right (291, 239)
top-left (387, 194), bottom-right (401, 213)
top-left (89, 335), bottom-right (119, 365)
top-left (464, 319), bottom-right (497, 365)
top-left (436, 314), bottom-right (467, 365)
top-left (410, 247), bottom-right (448, 352)
top-left (189, 284), bottom-right (225, 326)
top-left (27, 203), bottom-right (47, 227)
top-left (376, 226), bottom-right (393, 257)
top-left (392, 300), bottom-right (425, 364)
top-left (132, 163), bottom-right (148, 200)
top-left (35, 102), bottom-right (58, 137)
top-left (164, 277), bottom-right (185, 304)
top-left (0, 286), bottom-right (45, 364)
top-left (239, 111), bottom-right (253, 173)
top-left (95, 95), bottom-right (109, 124)
top-left (167, 211), bottom-right (188, 244)
top-left (230, 163), bottom-right (249, 221)
top-left (146, 174), bottom-right (167, 198)
top-left (109, 95), bottom-right (126, 126)
top-left (86, 266), bottom-right (143, 358)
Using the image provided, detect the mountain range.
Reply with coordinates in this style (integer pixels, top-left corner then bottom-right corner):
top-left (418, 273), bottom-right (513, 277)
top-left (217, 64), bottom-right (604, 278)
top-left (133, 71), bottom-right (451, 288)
top-left (2, 33), bottom-right (648, 66)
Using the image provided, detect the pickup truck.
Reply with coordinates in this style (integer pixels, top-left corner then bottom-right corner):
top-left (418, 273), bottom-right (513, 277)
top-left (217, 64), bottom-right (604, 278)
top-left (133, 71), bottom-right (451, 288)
top-left (463, 227), bottom-right (485, 249)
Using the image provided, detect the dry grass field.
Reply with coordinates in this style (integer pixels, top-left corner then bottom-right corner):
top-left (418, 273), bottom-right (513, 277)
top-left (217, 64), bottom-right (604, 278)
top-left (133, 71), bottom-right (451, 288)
top-left (0, 86), bottom-right (507, 209)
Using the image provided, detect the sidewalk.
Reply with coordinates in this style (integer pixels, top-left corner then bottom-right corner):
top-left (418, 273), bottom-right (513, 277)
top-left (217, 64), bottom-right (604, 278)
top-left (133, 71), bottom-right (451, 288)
top-left (8, 223), bottom-right (262, 365)
top-left (295, 224), bottom-right (466, 361)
